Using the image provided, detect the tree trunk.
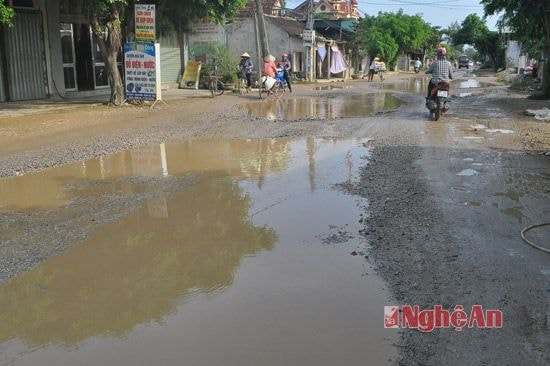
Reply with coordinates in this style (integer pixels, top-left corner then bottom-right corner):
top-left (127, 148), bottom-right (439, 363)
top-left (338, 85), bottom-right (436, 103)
top-left (106, 53), bottom-right (124, 106)
top-left (90, 6), bottom-right (125, 106)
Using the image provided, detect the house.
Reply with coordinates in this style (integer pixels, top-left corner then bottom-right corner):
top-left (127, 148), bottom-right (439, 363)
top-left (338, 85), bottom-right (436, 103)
top-left (187, 0), bottom-right (306, 80)
top-left (0, 0), bottom-right (183, 102)
top-left (294, 0), bottom-right (360, 20)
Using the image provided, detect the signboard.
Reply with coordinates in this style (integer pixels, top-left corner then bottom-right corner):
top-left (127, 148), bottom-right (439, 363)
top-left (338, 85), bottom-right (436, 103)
top-left (179, 61), bottom-right (202, 89)
top-left (135, 4), bottom-right (155, 41)
top-left (124, 42), bottom-right (161, 101)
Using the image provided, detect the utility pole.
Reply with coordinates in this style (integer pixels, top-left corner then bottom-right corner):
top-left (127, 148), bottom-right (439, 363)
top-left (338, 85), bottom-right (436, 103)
top-left (255, 0), bottom-right (269, 58)
top-left (305, 0), bottom-right (315, 81)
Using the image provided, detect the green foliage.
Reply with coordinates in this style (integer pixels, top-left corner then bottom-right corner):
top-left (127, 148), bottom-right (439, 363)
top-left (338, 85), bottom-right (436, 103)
top-left (156, 0), bottom-right (246, 33)
top-left (202, 45), bottom-right (239, 82)
top-left (354, 10), bottom-right (438, 66)
top-left (0, 2), bottom-right (14, 26)
top-left (449, 14), bottom-right (504, 70)
top-left (481, 0), bottom-right (550, 95)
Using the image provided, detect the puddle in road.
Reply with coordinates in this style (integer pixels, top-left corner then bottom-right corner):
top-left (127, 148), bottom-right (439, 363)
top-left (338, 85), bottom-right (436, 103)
top-left (312, 84), bottom-right (353, 90)
top-left (457, 168), bottom-right (479, 176)
top-left (452, 79), bottom-right (491, 89)
top-left (0, 138), bottom-right (395, 365)
top-left (486, 128), bottom-right (514, 134)
top-left (242, 93), bottom-right (403, 120)
top-left (382, 78), bottom-right (429, 93)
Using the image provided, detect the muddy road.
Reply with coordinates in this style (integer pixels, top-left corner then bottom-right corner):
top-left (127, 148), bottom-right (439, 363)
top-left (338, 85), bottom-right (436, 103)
top-left (1, 70), bottom-right (550, 366)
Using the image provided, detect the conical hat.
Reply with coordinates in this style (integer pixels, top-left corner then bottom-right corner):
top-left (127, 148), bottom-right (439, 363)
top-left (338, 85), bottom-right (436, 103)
top-left (264, 54), bottom-right (276, 62)
top-left (241, 52), bottom-right (251, 58)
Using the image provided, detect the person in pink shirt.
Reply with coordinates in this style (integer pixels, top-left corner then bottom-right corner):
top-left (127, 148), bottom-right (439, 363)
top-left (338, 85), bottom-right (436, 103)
top-left (263, 54), bottom-right (277, 78)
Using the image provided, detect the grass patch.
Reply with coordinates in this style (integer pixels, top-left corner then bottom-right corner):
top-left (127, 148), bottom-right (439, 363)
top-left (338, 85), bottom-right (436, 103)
top-left (510, 76), bottom-right (534, 91)
top-left (527, 91), bottom-right (550, 100)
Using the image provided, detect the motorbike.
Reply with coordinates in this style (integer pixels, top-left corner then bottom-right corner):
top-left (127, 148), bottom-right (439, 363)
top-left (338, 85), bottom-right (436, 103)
top-left (425, 81), bottom-right (450, 121)
top-left (414, 66), bottom-right (420, 73)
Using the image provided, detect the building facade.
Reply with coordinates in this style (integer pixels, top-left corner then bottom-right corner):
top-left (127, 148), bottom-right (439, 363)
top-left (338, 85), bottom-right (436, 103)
top-left (0, 0), bottom-right (181, 103)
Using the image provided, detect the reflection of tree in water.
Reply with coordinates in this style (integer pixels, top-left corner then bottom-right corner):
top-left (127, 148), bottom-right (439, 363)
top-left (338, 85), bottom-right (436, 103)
top-left (0, 176), bottom-right (277, 347)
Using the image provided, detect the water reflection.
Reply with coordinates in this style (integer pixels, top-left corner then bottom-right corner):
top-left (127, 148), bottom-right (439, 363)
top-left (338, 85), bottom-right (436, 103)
top-left (0, 139), bottom-right (290, 211)
top-left (382, 78), bottom-right (429, 93)
top-left (312, 85), bottom-right (353, 91)
top-left (452, 79), bottom-right (490, 89)
top-left (0, 138), bottom-right (395, 365)
top-left (242, 93), bottom-right (402, 120)
top-left (0, 176), bottom-right (277, 346)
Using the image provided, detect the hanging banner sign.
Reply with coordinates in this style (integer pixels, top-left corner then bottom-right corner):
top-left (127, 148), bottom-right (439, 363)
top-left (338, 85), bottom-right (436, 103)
top-left (135, 4), bottom-right (155, 41)
top-left (179, 61), bottom-right (202, 89)
top-left (124, 42), bottom-right (161, 101)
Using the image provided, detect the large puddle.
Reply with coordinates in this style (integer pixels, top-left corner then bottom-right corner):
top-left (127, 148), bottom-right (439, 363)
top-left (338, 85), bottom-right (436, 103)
top-left (242, 93), bottom-right (402, 120)
top-left (382, 78), bottom-right (490, 95)
top-left (0, 138), bottom-right (395, 365)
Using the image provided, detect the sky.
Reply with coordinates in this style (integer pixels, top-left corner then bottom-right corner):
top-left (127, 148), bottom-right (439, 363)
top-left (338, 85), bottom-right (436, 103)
top-left (285, 0), bottom-right (499, 30)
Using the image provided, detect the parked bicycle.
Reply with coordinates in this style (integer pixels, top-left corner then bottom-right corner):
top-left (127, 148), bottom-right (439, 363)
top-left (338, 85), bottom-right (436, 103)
top-left (209, 62), bottom-right (224, 97)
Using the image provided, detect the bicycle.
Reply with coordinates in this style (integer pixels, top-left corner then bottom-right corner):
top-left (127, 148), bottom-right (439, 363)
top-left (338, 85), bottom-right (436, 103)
top-left (209, 63), bottom-right (224, 97)
top-left (236, 70), bottom-right (250, 95)
top-left (258, 68), bottom-right (285, 99)
top-left (375, 64), bottom-right (386, 81)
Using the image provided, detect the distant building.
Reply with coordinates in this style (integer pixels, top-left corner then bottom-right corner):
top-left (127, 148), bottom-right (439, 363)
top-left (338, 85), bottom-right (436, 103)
top-left (294, 0), bottom-right (360, 20)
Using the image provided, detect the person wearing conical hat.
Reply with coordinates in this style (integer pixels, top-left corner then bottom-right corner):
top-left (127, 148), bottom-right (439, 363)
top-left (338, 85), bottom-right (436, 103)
top-left (263, 54), bottom-right (277, 78)
top-left (238, 52), bottom-right (253, 88)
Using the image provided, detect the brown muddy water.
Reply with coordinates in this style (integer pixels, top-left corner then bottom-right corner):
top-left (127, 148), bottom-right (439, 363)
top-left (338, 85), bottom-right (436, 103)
top-left (242, 93), bottom-right (402, 120)
top-left (0, 138), bottom-right (396, 366)
top-left (382, 78), bottom-right (429, 93)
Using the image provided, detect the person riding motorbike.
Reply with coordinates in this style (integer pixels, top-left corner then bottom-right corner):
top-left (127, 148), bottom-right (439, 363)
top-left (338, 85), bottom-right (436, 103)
top-left (425, 47), bottom-right (453, 100)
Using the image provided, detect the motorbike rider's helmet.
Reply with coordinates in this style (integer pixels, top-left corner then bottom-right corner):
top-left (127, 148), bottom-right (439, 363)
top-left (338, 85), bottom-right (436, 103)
top-left (282, 52), bottom-right (288, 58)
top-left (437, 47), bottom-right (447, 57)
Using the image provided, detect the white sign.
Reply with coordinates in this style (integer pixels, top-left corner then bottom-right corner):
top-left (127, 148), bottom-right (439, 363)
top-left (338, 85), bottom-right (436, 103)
top-left (124, 42), bottom-right (161, 101)
top-left (135, 4), bottom-right (155, 41)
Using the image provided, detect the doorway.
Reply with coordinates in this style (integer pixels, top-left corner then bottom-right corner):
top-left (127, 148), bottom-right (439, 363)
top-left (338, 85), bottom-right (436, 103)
top-left (73, 23), bottom-right (94, 91)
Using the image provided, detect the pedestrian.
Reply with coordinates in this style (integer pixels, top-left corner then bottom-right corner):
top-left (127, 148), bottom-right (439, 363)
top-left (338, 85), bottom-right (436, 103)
top-left (425, 47), bottom-right (453, 99)
top-left (238, 52), bottom-right (253, 89)
top-left (368, 57), bottom-right (379, 81)
top-left (281, 52), bottom-right (292, 92)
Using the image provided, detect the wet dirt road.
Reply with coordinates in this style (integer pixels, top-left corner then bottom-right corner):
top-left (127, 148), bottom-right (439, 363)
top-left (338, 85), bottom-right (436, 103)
top-left (1, 70), bottom-right (550, 365)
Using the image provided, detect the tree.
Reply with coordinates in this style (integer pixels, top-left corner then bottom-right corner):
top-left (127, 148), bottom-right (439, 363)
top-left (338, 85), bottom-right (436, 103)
top-left (355, 10), bottom-right (438, 66)
top-left (481, 0), bottom-right (550, 97)
top-left (0, 3), bottom-right (14, 26)
top-left (82, 0), bottom-right (129, 106)
top-left (451, 14), bottom-right (504, 70)
top-left (80, 0), bottom-right (246, 107)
